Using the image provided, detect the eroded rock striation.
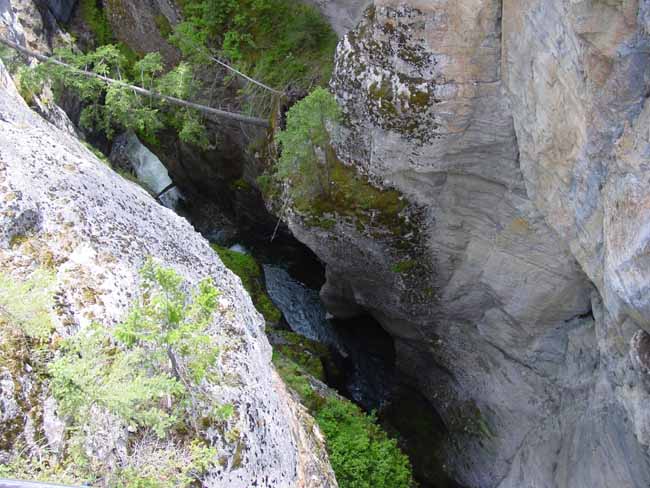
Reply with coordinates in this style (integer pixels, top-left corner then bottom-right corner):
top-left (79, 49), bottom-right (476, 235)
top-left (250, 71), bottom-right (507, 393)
top-left (282, 1), bottom-right (650, 487)
top-left (0, 58), bottom-right (336, 487)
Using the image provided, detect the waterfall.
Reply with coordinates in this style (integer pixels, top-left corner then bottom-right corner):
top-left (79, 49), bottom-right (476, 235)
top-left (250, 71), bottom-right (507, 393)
top-left (121, 132), bottom-right (183, 209)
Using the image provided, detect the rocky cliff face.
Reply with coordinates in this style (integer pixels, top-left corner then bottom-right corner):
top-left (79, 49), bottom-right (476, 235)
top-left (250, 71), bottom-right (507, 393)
top-left (0, 55), bottom-right (336, 487)
top-left (283, 1), bottom-right (650, 487)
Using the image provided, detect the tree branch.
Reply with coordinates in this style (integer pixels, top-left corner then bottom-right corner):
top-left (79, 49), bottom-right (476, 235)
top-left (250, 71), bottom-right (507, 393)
top-left (211, 56), bottom-right (285, 96)
top-left (0, 37), bottom-right (270, 128)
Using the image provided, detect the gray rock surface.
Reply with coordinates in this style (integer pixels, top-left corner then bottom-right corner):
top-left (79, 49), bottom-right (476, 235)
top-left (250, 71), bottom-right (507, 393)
top-left (0, 0), bottom-right (24, 45)
top-left (101, 0), bottom-right (180, 65)
top-left (281, 1), bottom-right (650, 486)
top-left (0, 59), bottom-right (337, 487)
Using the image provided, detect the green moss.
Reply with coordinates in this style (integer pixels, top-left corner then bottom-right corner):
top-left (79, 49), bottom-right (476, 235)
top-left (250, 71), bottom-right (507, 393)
top-left (154, 14), bottom-right (173, 39)
top-left (293, 147), bottom-right (410, 238)
top-left (391, 259), bottom-right (417, 275)
top-left (9, 234), bottom-right (29, 248)
top-left (229, 178), bottom-right (253, 192)
top-left (408, 89), bottom-right (430, 108)
top-left (272, 351), bottom-right (326, 411)
top-left (271, 330), bottom-right (329, 381)
top-left (211, 245), bottom-right (282, 324)
top-left (273, 350), bottom-right (414, 488)
top-left (79, 0), bottom-right (114, 45)
top-left (447, 400), bottom-right (494, 439)
top-left (368, 79), bottom-right (393, 101)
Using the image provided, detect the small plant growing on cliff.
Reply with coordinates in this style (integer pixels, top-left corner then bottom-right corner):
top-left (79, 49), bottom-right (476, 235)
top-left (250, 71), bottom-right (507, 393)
top-left (276, 87), bottom-right (342, 200)
top-left (317, 399), bottom-right (413, 488)
top-left (0, 268), bottom-right (55, 340)
top-left (50, 259), bottom-right (222, 439)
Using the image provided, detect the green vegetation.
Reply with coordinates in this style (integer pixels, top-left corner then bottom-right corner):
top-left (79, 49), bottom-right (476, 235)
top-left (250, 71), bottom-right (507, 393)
top-left (79, 0), bottom-right (114, 45)
top-left (1, 261), bottom-right (225, 486)
top-left (1, 438), bottom-right (218, 488)
top-left (174, 0), bottom-right (337, 101)
top-left (391, 260), bottom-right (417, 275)
top-left (270, 88), bottom-right (410, 236)
top-left (317, 400), bottom-right (414, 488)
top-left (211, 244), bottom-right (281, 324)
top-left (271, 329), bottom-right (330, 380)
top-left (31, 46), bottom-right (207, 146)
top-left (51, 259), bottom-right (223, 437)
top-left (273, 351), bottom-right (414, 487)
top-left (0, 268), bottom-right (56, 340)
top-left (276, 87), bottom-right (341, 201)
top-left (0, 268), bottom-right (56, 454)
top-left (154, 13), bottom-right (174, 39)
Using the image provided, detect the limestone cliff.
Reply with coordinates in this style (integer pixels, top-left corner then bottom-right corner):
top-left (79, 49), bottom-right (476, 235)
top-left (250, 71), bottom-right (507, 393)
top-left (0, 54), bottom-right (336, 487)
top-left (281, 1), bottom-right (650, 487)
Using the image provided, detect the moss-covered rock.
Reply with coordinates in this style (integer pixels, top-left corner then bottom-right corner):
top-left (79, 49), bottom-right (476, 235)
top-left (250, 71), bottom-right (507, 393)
top-left (211, 244), bottom-right (282, 325)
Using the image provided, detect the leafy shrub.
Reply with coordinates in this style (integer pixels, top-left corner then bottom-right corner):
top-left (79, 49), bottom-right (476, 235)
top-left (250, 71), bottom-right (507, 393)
top-left (273, 88), bottom-right (411, 237)
top-left (27, 45), bottom-right (208, 147)
top-left (175, 0), bottom-right (336, 90)
top-left (0, 268), bottom-right (56, 340)
top-left (79, 0), bottom-right (114, 45)
top-left (273, 352), bottom-right (414, 487)
top-left (317, 399), bottom-right (413, 488)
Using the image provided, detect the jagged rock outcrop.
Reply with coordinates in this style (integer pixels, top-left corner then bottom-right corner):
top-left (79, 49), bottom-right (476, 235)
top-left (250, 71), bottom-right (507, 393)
top-left (0, 58), bottom-right (337, 487)
top-left (281, 1), bottom-right (650, 487)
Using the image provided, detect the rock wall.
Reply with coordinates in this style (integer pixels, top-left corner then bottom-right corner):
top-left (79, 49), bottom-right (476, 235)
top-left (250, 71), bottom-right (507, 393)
top-left (283, 1), bottom-right (650, 487)
top-left (0, 57), bottom-right (337, 487)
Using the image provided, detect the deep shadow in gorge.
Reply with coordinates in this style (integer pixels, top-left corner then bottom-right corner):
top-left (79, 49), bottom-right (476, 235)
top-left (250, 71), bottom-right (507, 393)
top-left (181, 185), bottom-right (462, 488)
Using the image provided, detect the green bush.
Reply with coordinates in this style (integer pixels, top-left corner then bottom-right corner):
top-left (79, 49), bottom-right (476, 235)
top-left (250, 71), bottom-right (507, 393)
top-left (175, 0), bottom-right (337, 91)
top-left (50, 259), bottom-right (222, 438)
top-left (79, 0), bottom-right (114, 45)
top-left (317, 399), bottom-right (413, 488)
top-left (273, 352), bottom-right (414, 487)
top-left (276, 87), bottom-right (342, 201)
top-left (0, 268), bottom-right (55, 340)
top-left (273, 88), bottom-right (410, 236)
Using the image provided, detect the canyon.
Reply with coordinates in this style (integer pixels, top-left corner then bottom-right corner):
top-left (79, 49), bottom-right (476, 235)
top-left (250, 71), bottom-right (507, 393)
top-left (1, 0), bottom-right (650, 487)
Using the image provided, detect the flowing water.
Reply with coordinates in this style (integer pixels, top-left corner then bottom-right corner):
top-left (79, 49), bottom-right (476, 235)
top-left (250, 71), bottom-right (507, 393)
top-left (261, 262), bottom-right (395, 410)
top-left (178, 194), bottom-right (458, 487)
top-left (123, 132), bottom-right (183, 209)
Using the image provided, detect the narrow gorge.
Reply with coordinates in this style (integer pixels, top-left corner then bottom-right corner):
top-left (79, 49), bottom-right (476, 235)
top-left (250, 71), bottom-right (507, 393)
top-left (1, 0), bottom-right (650, 487)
